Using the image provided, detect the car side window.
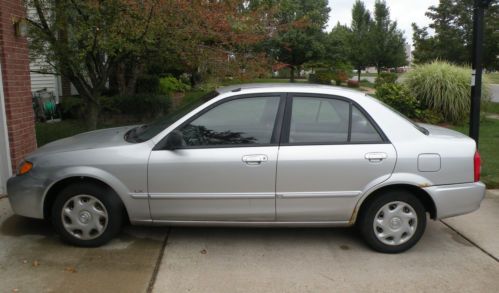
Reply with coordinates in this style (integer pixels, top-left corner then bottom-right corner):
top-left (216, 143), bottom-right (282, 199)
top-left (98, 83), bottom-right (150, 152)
top-left (179, 96), bottom-right (280, 147)
top-left (289, 97), bottom-right (349, 143)
top-left (288, 96), bottom-right (383, 144)
top-left (351, 105), bottom-right (383, 143)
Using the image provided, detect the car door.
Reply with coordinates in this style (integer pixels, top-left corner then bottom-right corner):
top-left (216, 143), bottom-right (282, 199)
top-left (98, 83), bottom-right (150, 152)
top-left (148, 94), bottom-right (285, 221)
top-left (276, 94), bottom-right (396, 222)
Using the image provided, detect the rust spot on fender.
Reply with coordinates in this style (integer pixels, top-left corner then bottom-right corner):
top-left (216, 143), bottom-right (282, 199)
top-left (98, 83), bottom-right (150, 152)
top-left (419, 183), bottom-right (431, 188)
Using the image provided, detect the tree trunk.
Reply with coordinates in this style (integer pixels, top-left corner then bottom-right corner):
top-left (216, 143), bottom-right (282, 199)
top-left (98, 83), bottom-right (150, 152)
top-left (290, 66), bottom-right (295, 83)
top-left (115, 61), bottom-right (143, 96)
top-left (357, 66), bottom-right (362, 82)
top-left (84, 100), bottom-right (100, 130)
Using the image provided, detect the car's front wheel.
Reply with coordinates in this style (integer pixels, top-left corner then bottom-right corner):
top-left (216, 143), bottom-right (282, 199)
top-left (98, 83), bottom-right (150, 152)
top-left (358, 190), bottom-right (426, 253)
top-left (51, 183), bottom-right (124, 247)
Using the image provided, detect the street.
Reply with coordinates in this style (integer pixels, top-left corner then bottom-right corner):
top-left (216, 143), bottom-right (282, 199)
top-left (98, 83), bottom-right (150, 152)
top-left (490, 84), bottom-right (499, 103)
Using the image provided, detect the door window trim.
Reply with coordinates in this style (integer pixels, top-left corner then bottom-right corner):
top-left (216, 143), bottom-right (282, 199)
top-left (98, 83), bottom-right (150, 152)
top-left (280, 93), bottom-right (390, 146)
top-left (154, 93), bottom-right (287, 150)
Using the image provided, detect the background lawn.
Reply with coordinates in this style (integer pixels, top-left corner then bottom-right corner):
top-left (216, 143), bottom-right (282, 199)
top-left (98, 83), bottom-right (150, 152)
top-left (452, 118), bottom-right (499, 188)
top-left (486, 72), bottom-right (499, 84)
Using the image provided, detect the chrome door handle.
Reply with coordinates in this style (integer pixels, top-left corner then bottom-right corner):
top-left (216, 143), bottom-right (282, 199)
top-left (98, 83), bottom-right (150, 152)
top-left (365, 152), bottom-right (387, 162)
top-left (242, 154), bottom-right (268, 165)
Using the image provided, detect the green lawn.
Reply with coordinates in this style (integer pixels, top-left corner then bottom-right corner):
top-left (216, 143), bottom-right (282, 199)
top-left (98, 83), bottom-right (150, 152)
top-left (452, 118), bottom-right (499, 188)
top-left (484, 101), bottom-right (499, 115)
top-left (486, 72), bottom-right (499, 84)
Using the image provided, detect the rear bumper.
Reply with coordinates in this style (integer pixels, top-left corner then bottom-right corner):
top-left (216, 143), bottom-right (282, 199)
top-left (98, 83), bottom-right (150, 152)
top-left (424, 182), bottom-right (486, 219)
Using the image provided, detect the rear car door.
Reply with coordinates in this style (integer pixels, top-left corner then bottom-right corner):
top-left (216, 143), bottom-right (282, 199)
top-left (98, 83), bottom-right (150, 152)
top-left (148, 94), bottom-right (285, 221)
top-left (276, 94), bottom-right (396, 221)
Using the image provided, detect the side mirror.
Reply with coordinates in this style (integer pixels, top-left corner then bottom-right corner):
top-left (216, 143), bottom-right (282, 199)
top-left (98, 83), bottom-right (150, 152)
top-left (164, 130), bottom-right (184, 150)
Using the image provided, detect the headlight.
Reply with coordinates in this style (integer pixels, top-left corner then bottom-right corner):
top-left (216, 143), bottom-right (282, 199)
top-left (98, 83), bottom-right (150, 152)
top-left (18, 161), bottom-right (33, 176)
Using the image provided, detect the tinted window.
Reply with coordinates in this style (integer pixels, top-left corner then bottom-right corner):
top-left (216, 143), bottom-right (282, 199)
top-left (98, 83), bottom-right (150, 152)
top-left (180, 96), bottom-right (280, 147)
top-left (289, 97), bottom-right (349, 143)
top-left (351, 106), bottom-right (383, 142)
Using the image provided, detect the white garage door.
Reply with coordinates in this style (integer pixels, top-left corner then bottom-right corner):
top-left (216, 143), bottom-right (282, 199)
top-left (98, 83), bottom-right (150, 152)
top-left (0, 62), bottom-right (12, 194)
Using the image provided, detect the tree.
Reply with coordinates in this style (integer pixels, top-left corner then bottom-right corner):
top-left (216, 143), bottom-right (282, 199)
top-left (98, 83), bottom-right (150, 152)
top-left (148, 0), bottom-right (276, 85)
top-left (412, 0), bottom-right (499, 70)
top-left (323, 23), bottom-right (351, 67)
top-left (369, 0), bottom-right (407, 74)
top-left (27, 0), bottom-right (161, 129)
top-left (349, 0), bottom-right (372, 81)
top-left (267, 0), bottom-right (330, 82)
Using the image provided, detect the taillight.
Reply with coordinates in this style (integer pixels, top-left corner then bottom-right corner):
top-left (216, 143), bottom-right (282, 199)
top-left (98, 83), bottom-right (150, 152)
top-left (474, 151), bottom-right (481, 182)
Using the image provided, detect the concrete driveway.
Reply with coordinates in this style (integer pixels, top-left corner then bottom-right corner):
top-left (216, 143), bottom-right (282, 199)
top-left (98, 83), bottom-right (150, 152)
top-left (1, 193), bottom-right (498, 293)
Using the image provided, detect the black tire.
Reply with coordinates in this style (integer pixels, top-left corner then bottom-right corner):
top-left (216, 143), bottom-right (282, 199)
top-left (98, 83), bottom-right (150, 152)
top-left (51, 183), bottom-right (124, 247)
top-left (358, 189), bottom-right (427, 253)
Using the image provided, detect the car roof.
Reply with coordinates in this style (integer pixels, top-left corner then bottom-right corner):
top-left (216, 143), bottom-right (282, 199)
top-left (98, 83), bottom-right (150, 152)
top-left (216, 83), bottom-right (366, 97)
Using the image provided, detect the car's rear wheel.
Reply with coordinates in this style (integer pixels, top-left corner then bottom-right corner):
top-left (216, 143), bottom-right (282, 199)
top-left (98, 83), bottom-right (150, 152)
top-left (51, 183), bottom-right (124, 247)
top-left (358, 190), bottom-right (426, 253)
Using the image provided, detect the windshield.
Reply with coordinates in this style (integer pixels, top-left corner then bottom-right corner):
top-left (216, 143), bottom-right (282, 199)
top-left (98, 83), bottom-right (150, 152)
top-left (125, 91), bottom-right (219, 143)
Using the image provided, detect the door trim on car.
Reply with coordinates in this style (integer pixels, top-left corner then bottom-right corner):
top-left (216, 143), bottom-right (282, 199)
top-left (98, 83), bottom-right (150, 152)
top-left (276, 191), bottom-right (362, 198)
top-left (149, 220), bottom-right (352, 227)
top-left (148, 192), bottom-right (276, 200)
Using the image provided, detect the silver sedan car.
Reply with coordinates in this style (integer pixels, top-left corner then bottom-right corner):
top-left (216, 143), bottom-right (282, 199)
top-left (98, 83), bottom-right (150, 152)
top-left (7, 84), bottom-right (485, 253)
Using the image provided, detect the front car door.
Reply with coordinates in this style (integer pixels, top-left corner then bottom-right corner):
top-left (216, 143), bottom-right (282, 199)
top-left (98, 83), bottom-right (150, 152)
top-left (276, 94), bottom-right (396, 222)
top-left (148, 94), bottom-right (285, 221)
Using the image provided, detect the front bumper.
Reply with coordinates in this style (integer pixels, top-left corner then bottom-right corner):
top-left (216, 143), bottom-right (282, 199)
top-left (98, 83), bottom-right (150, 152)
top-left (424, 182), bottom-right (486, 219)
top-left (6, 174), bottom-right (46, 219)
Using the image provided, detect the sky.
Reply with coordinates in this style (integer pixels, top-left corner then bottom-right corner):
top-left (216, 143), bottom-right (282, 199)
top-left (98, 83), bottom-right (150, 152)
top-left (327, 0), bottom-right (439, 46)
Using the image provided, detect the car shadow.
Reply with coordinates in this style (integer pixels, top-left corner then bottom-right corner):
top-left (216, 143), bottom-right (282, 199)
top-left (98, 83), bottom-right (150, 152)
top-left (168, 226), bottom-right (364, 252)
top-left (0, 215), bottom-right (54, 237)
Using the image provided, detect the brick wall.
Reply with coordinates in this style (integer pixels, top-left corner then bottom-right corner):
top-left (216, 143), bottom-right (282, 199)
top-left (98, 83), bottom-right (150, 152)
top-left (0, 0), bottom-right (37, 171)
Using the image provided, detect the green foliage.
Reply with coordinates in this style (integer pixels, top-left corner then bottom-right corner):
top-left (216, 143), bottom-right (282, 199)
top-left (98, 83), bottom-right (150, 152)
top-left (375, 72), bottom-right (398, 88)
top-left (309, 71), bottom-right (332, 85)
top-left (136, 75), bottom-right (160, 94)
top-left (268, 0), bottom-right (330, 81)
top-left (404, 61), bottom-right (490, 123)
top-left (369, 1), bottom-right (407, 71)
top-left (375, 83), bottom-right (421, 119)
top-left (348, 1), bottom-right (372, 78)
top-left (324, 24), bottom-right (351, 66)
top-left (103, 94), bottom-right (171, 120)
top-left (159, 76), bottom-right (191, 94)
top-left (412, 0), bottom-right (499, 70)
top-left (60, 96), bottom-right (85, 119)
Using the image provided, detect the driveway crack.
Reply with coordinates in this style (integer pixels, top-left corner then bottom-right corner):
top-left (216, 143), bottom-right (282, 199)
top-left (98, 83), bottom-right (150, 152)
top-left (440, 220), bottom-right (498, 263)
top-left (147, 227), bottom-right (171, 293)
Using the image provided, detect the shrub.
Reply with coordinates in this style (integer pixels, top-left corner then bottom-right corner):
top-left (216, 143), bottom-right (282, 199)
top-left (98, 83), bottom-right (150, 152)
top-left (332, 70), bottom-right (349, 85)
top-left (103, 93), bottom-right (171, 120)
top-left (375, 72), bottom-right (398, 88)
top-left (309, 71), bottom-right (333, 85)
top-left (159, 76), bottom-right (191, 94)
top-left (375, 83), bottom-right (421, 119)
top-left (60, 96), bottom-right (85, 119)
top-left (404, 61), bottom-right (490, 123)
top-left (136, 75), bottom-right (160, 94)
top-left (347, 80), bottom-right (360, 88)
